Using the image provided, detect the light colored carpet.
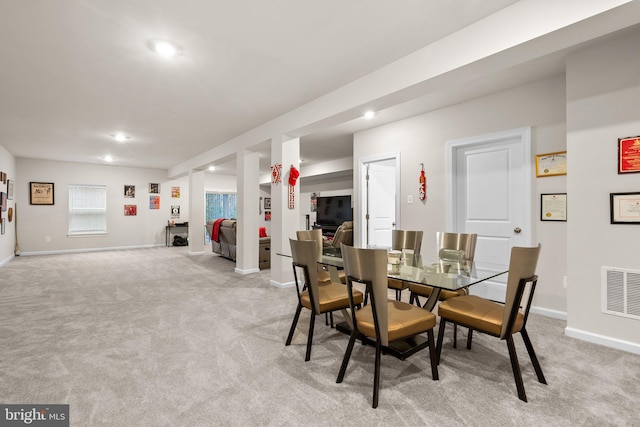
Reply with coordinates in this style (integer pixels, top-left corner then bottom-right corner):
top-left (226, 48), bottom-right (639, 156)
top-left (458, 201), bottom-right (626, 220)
top-left (0, 247), bottom-right (638, 426)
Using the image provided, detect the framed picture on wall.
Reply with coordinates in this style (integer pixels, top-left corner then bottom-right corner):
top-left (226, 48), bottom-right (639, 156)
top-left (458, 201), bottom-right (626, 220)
top-left (264, 198), bottom-right (271, 210)
top-left (124, 185), bottom-right (135, 198)
top-left (7, 180), bottom-right (13, 200)
top-left (540, 193), bottom-right (567, 221)
top-left (149, 183), bottom-right (160, 194)
top-left (535, 151), bottom-right (567, 177)
top-left (618, 136), bottom-right (640, 174)
top-left (610, 192), bottom-right (640, 224)
top-left (30, 182), bottom-right (55, 205)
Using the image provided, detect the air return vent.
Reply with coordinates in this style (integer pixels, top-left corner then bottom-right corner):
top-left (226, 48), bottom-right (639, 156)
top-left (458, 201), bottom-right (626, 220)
top-left (602, 267), bottom-right (640, 320)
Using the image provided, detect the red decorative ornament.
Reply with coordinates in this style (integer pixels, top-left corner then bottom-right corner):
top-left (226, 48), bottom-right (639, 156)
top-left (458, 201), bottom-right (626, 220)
top-left (270, 164), bottom-right (282, 184)
top-left (288, 165), bottom-right (300, 209)
top-left (419, 163), bottom-right (427, 201)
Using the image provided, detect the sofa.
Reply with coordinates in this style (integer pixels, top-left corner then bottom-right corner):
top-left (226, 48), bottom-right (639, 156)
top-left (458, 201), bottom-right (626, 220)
top-left (206, 219), bottom-right (271, 269)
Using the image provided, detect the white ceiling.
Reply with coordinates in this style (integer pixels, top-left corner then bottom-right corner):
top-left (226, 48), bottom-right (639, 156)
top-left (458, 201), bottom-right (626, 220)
top-left (0, 0), bottom-right (525, 172)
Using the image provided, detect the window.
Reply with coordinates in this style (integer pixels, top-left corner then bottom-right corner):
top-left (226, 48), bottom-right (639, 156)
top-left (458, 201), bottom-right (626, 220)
top-left (205, 192), bottom-right (236, 242)
top-left (68, 184), bottom-right (107, 235)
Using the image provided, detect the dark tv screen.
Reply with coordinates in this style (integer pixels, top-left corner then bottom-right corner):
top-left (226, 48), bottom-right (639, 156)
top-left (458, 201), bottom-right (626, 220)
top-left (316, 196), bottom-right (352, 226)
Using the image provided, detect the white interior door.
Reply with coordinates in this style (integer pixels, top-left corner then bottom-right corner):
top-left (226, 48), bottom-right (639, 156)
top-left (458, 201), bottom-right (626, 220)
top-left (358, 155), bottom-right (399, 249)
top-left (448, 128), bottom-right (532, 301)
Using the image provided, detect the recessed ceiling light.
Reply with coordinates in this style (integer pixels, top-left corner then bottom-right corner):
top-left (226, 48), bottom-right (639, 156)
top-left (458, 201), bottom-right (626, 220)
top-left (364, 111), bottom-right (375, 120)
top-left (104, 155), bottom-right (113, 162)
top-left (151, 40), bottom-right (177, 58)
top-left (208, 166), bottom-right (215, 171)
top-left (114, 133), bottom-right (128, 142)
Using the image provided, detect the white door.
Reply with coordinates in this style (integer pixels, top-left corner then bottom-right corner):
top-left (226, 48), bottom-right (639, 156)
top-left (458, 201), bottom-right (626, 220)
top-left (358, 155), bottom-right (400, 249)
top-left (448, 128), bottom-right (532, 302)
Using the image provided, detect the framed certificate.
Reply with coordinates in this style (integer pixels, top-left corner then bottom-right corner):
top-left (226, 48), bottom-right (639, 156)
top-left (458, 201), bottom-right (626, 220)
top-left (618, 136), bottom-right (640, 174)
top-left (30, 182), bottom-right (55, 205)
top-left (536, 151), bottom-right (567, 177)
top-left (541, 193), bottom-right (567, 221)
top-left (610, 192), bottom-right (640, 224)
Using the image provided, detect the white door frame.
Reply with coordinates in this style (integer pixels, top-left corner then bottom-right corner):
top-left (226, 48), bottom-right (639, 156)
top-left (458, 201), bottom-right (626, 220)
top-left (357, 152), bottom-right (401, 248)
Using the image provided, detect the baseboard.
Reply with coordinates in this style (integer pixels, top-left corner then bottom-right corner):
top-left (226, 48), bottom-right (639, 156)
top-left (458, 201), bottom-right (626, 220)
top-left (19, 244), bottom-right (163, 256)
top-left (187, 250), bottom-right (206, 256)
top-left (565, 326), bottom-right (640, 355)
top-left (270, 279), bottom-right (295, 288)
top-left (0, 254), bottom-right (15, 267)
top-left (235, 267), bottom-right (260, 275)
top-left (530, 306), bottom-right (567, 320)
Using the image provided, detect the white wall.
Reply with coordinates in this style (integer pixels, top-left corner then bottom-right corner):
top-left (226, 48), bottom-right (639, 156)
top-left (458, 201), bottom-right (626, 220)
top-left (566, 29), bottom-right (640, 347)
top-left (0, 145), bottom-right (16, 265)
top-left (16, 158), bottom-right (190, 254)
top-left (354, 75), bottom-right (568, 314)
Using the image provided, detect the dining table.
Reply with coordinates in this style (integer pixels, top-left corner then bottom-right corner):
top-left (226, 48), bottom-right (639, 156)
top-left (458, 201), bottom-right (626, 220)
top-left (278, 246), bottom-right (508, 359)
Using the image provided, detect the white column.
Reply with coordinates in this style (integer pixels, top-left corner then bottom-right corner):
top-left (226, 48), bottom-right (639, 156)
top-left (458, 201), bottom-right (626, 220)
top-left (188, 169), bottom-right (206, 255)
top-left (236, 150), bottom-right (260, 274)
top-left (269, 136), bottom-right (300, 287)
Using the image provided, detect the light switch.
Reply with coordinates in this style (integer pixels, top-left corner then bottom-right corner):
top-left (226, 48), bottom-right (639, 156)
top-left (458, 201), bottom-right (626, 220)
top-left (407, 195), bottom-right (414, 204)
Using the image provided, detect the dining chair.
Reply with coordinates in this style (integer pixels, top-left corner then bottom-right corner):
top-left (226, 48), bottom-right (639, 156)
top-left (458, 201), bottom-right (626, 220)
top-left (285, 238), bottom-right (363, 361)
top-left (387, 230), bottom-right (423, 301)
top-left (336, 244), bottom-right (438, 408)
top-left (409, 232), bottom-right (477, 347)
top-left (435, 244), bottom-right (545, 402)
top-left (297, 229), bottom-right (332, 284)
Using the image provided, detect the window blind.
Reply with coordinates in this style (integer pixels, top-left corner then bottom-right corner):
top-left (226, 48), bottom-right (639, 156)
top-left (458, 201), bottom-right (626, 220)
top-left (68, 184), bottom-right (107, 235)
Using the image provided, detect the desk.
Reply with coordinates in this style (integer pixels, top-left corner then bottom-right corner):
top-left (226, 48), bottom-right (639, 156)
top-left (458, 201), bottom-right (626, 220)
top-left (165, 224), bottom-right (188, 247)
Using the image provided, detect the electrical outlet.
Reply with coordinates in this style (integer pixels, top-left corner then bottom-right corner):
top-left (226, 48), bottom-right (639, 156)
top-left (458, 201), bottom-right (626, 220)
top-left (45, 236), bottom-right (51, 243)
top-left (407, 195), bottom-right (414, 204)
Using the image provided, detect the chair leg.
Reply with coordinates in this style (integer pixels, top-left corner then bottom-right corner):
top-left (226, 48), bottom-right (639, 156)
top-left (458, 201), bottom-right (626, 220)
top-left (466, 328), bottom-right (473, 350)
top-left (436, 318), bottom-right (447, 365)
top-left (427, 329), bottom-right (439, 380)
top-left (521, 328), bottom-right (547, 384)
top-left (337, 332), bottom-right (357, 383)
top-left (329, 311), bottom-right (334, 328)
top-left (305, 312), bottom-right (316, 362)
top-left (372, 340), bottom-right (382, 408)
top-left (506, 334), bottom-right (527, 402)
top-left (285, 304), bottom-right (303, 346)
top-left (325, 312), bottom-right (329, 326)
top-left (452, 323), bottom-right (458, 349)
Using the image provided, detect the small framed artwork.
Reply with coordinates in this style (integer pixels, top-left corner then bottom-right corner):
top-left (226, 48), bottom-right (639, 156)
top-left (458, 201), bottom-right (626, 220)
top-left (149, 195), bottom-right (160, 210)
top-left (1, 192), bottom-right (5, 212)
top-left (171, 186), bottom-right (180, 198)
top-left (618, 136), bottom-right (640, 174)
top-left (30, 182), bottom-right (55, 205)
top-left (264, 197), bottom-right (271, 210)
top-left (1, 218), bottom-right (4, 235)
top-left (1, 172), bottom-right (5, 184)
top-left (171, 205), bottom-right (180, 218)
top-left (124, 185), bottom-right (135, 198)
top-left (540, 193), bottom-right (567, 221)
top-left (124, 205), bottom-right (137, 216)
top-left (535, 151), bottom-right (567, 177)
top-left (264, 211), bottom-right (271, 221)
top-left (149, 183), bottom-right (160, 194)
top-left (610, 192), bottom-right (640, 224)
top-left (7, 180), bottom-right (13, 200)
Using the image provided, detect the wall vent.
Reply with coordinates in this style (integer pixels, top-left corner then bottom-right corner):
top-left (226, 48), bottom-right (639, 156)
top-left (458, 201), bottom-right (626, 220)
top-left (602, 267), bottom-right (640, 320)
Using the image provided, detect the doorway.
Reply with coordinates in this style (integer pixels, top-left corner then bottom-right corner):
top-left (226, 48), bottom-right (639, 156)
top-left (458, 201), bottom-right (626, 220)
top-left (446, 127), bottom-right (532, 301)
top-left (358, 153), bottom-right (400, 248)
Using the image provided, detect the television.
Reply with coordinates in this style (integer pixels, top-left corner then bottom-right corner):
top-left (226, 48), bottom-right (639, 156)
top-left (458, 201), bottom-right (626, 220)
top-left (316, 195), bottom-right (352, 226)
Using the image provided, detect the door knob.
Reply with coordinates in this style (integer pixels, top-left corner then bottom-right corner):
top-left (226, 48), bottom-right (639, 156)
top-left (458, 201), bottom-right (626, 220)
top-left (514, 227), bottom-right (522, 234)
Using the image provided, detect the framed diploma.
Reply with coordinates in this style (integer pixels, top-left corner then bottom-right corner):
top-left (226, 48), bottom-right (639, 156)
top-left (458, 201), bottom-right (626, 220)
top-left (541, 193), bottom-right (567, 221)
top-left (618, 136), bottom-right (640, 174)
top-left (30, 182), bottom-right (55, 205)
top-left (536, 151), bottom-right (567, 177)
top-left (610, 192), bottom-right (640, 224)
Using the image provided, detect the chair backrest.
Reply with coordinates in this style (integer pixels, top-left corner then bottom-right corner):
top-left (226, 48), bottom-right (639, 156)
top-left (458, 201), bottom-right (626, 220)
top-left (391, 230), bottom-right (423, 254)
top-left (500, 244), bottom-right (541, 339)
top-left (341, 244), bottom-right (390, 345)
top-left (289, 238), bottom-right (321, 314)
top-left (436, 232), bottom-right (477, 262)
top-left (296, 229), bottom-right (323, 262)
top-left (331, 221), bottom-right (353, 248)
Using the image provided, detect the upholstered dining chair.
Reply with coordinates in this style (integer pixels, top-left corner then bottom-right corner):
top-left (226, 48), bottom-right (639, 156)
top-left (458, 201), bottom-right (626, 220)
top-left (409, 232), bottom-right (477, 347)
top-left (297, 229), bottom-right (332, 284)
top-left (387, 230), bottom-right (423, 301)
top-left (285, 238), bottom-right (363, 361)
top-left (336, 244), bottom-right (438, 408)
top-left (435, 244), bottom-right (545, 402)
